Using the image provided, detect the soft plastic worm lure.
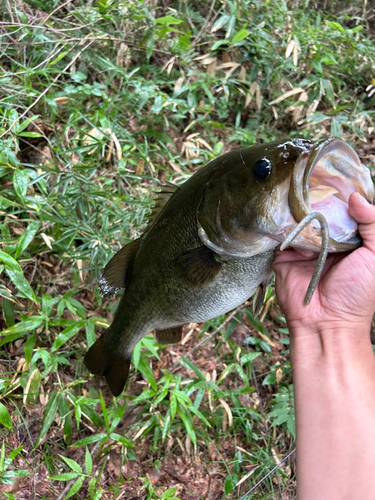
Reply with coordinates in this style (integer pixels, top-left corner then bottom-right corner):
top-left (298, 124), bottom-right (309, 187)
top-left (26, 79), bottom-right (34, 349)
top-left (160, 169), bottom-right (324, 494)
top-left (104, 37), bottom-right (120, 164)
top-left (280, 212), bottom-right (329, 305)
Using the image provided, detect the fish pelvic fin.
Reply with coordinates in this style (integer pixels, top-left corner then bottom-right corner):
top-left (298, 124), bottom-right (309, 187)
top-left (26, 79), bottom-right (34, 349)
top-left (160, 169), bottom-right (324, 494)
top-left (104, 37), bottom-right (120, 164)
top-left (84, 335), bottom-right (130, 397)
top-left (252, 274), bottom-right (274, 318)
top-left (98, 238), bottom-right (140, 297)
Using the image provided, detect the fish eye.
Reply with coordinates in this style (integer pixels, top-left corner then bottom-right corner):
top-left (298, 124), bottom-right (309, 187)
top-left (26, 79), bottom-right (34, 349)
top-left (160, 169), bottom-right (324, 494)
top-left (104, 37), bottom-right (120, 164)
top-left (253, 157), bottom-right (272, 181)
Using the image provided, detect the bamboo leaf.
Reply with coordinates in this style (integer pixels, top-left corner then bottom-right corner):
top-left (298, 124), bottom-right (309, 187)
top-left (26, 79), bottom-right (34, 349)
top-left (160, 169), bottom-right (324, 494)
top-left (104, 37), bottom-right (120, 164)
top-left (0, 317), bottom-right (44, 348)
top-left (13, 169), bottom-right (28, 200)
top-left (60, 455), bottom-right (83, 474)
top-left (71, 434), bottom-right (108, 447)
top-left (178, 409), bottom-right (196, 445)
top-left (2, 298), bottom-right (15, 327)
top-left (14, 221), bottom-right (40, 258)
top-left (85, 447), bottom-right (93, 475)
top-left (0, 402), bottom-right (13, 430)
top-left (51, 320), bottom-right (85, 351)
top-left (24, 334), bottom-right (37, 365)
top-left (232, 29), bottom-right (249, 44)
top-left (51, 472), bottom-right (79, 481)
top-left (36, 392), bottom-right (60, 446)
top-left (66, 475), bottom-right (85, 499)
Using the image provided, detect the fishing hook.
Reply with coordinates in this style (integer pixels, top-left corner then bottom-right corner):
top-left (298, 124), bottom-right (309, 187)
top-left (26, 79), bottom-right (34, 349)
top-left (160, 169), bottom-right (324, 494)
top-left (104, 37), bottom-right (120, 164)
top-left (280, 212), bottom-right (329, 305)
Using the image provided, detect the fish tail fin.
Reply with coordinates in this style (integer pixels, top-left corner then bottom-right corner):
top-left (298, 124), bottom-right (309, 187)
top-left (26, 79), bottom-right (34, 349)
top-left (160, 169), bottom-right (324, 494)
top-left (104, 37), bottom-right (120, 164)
top-left (84, 334), bottom-right (131, 397)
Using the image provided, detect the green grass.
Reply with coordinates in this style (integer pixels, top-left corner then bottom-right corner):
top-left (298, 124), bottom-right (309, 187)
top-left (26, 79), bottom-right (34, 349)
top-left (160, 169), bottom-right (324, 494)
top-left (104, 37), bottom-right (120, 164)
top-left (0, 0), bottom-right (374, 498)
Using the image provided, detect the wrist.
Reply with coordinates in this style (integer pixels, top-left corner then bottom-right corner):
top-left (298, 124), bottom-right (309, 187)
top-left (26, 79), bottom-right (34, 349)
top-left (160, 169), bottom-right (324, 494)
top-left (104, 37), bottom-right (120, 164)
top-left (291, 318), bottom-right (375, 500)
top-left (288, 321), bottom-right (373, 366)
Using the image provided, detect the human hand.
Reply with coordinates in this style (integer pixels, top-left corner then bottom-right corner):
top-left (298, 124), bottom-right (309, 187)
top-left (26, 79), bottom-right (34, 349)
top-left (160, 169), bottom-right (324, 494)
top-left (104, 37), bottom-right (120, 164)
top-left (273, 192), bottom-right (375, 333)
top-left (276, 193), bottom-right (375, 500)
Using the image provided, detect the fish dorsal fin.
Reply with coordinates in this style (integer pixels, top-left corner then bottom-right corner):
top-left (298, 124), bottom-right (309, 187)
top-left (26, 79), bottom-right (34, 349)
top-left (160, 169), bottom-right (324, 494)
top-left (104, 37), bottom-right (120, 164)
top-left (98, 238), bottom-right (140, 297)
top-left (174, 246), bottom-right (222, 286)
top-left (155, 325), bottom-right (183, 344)
top-left (146, 182), bottom-right (179, 230)
top-left (252, 274), bottom-right (274, 318)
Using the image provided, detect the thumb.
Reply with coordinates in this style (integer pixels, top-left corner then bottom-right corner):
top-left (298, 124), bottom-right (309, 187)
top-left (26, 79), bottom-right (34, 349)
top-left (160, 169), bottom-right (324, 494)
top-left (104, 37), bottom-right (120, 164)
top-left (348, 192), bottom-right (375, 249)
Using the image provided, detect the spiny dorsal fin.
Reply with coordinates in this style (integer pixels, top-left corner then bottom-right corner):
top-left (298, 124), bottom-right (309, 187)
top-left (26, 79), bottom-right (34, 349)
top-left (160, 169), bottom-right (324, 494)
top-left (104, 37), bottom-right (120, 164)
top-left (252, 274), bottom-right (274, 318)
top-left (155, 325), bottom-right (183, 345)
top-left (146, 182), bottom-right (179, 230)
top-left (174, 246), bottom-right (222, 287)
top-left (98, 238), bottom-right (140, 297)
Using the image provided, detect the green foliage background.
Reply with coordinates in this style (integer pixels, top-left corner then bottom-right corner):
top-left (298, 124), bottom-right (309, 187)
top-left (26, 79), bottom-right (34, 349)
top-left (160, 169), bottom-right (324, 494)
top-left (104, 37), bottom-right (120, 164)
top-left (0, 0), bottom-right (374, 498)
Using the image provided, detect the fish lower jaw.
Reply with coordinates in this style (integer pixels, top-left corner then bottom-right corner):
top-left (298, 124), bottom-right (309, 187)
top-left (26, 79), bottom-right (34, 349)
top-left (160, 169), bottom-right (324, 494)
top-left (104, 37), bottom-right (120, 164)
top-left (275, 216), bottom-right (358, 253)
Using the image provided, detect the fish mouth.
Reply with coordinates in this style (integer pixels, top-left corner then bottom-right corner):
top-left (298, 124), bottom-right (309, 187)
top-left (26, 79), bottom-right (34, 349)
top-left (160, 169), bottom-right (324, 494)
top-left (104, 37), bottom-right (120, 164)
top-left (289, 138), bottom-right (374, 251)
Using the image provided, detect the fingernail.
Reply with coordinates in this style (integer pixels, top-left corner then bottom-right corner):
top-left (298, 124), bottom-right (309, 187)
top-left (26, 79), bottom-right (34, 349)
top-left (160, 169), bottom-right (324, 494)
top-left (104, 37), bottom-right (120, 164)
top-left (354, 192), bottom-right (370, 205)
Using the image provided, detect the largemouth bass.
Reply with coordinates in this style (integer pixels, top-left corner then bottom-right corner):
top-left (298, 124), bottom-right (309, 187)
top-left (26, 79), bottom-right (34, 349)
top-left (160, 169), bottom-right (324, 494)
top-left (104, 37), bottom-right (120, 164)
top-left (85, 138), bottom-right (374, 396)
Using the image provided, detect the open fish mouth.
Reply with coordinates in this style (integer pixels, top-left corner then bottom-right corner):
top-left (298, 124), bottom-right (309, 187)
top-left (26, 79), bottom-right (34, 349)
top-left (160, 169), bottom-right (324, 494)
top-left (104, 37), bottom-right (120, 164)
top-left (289, 137), bottom-right (374, 251)
top-left (286, 138), bottom-right (374, 303)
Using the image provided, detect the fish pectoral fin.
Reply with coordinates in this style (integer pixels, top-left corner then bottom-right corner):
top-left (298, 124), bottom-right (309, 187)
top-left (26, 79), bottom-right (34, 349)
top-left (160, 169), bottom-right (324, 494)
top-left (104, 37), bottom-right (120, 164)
top-left (155, 326), bottom-right (183, 344)
top-left (252, 274), bottom-right (274, 318)
top-left (252, 285), bottom-right (265, 318)
top-left (98, 238), bottom-right (140, 297)
top-left (174, 246), bottom-right (222, 286)
top-left (84, 335), bottom-right (130, 397)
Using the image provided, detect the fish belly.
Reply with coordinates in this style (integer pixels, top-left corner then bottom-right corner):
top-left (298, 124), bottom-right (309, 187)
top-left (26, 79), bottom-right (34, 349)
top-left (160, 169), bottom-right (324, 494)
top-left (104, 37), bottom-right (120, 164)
top-left (166, 249), bottom-right (275, 324)
top-left (106, 250), bottom-right (275, 353)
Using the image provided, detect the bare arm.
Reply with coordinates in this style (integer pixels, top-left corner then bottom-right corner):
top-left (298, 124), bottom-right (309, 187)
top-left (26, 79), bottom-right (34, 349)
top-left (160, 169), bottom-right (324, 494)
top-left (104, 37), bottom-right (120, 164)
top-left (273, 192), bottom-right (375, 500)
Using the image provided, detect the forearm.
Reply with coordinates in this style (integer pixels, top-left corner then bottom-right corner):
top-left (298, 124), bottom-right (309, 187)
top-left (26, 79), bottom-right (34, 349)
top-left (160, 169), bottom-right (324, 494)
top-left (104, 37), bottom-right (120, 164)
top-left (290, 324), bottom-right (375, 500)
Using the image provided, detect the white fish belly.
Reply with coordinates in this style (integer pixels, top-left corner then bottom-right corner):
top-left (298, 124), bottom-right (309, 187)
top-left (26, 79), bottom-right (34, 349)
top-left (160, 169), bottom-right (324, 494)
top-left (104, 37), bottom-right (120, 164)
top-left (167, 250), bottom-right (275, 323)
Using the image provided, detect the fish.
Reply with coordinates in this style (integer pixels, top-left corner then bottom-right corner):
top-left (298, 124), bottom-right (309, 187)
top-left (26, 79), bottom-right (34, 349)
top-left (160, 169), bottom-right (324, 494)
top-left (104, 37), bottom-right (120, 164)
top-left (84, 137), bottom-right (374, 396)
